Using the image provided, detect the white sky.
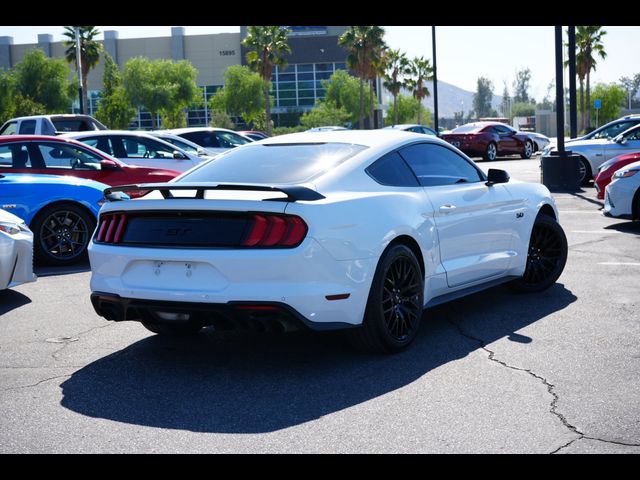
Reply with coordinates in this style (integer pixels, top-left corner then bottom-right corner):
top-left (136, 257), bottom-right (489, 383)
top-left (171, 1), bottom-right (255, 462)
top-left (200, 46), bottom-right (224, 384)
top-left (1, 25), bottom-right (638, 101)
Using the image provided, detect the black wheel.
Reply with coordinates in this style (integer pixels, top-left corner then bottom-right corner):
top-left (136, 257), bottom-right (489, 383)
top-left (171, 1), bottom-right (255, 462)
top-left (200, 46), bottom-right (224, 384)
top-left (578, 157), bottom-right (592, 186)
top-left (483, 142), bottom-right (497, 161)
top-left (31, 203), bottom-right (95, 266)
top-left (521, 140), bottom-right (533, 159)
top-left (140, 312), bottom-right (203, 336)
top-left (633, 188), bottom-right (640, 221)
top-left (509, 214), bottom-right (567, 293)
top-left (348, 244), bottom-right (424, 353)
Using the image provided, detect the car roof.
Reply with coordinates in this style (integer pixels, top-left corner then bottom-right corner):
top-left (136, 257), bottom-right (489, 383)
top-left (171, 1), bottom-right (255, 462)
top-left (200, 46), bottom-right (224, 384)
top-left (169, 127), bottom-right (240, 134)
top-left (259, 129), bottom-right (446, 149)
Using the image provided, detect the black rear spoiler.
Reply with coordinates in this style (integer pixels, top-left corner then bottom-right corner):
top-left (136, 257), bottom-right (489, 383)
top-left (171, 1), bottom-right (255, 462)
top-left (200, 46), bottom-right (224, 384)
top-left (103, 182), bottom-right (325, 202)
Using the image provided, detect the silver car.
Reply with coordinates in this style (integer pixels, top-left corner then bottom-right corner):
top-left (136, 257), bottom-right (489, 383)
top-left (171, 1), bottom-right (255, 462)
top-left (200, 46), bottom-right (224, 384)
top-left (0, 208), bottom-right (36, 290)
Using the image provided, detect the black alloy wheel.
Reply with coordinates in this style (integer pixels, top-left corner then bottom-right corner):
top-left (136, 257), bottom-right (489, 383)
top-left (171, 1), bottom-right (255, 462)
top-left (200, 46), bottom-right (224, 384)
top-left (348, 244), bottom-right (424, 353)
top-left (509, 214), bottom-right (568, 293)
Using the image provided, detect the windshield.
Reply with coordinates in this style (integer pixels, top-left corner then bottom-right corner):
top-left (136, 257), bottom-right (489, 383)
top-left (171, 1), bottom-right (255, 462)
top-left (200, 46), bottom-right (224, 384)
top-left (180, 142), bottom-right (367, 184)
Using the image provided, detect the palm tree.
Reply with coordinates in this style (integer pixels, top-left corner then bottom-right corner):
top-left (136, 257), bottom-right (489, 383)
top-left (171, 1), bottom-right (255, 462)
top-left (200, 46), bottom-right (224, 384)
top-left (406, 56), bottom-right (433, 125)
top-left (576, 26), bottom-right (607, 130)
top-left (242, 26), bottom-right (291, 136)
top-left (339, 26), bottom-right (386, 129)
top-left (63, 26), bottom-right (102, 115)
top-left (383, 49), bottom-right (410, 126)
top-left (367, 46), bottom-right (387, 128)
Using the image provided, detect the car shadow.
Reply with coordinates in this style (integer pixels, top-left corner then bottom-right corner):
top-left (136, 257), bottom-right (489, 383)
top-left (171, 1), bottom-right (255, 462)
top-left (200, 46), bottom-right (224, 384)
top-left (34, 261), bottom-right (90, 278)
top-left (604, 221), bottom-right (640, 235)
top-left (0, 289), bottom-right (32, 315)
top-left (60, 283), bottom-right (576, 434)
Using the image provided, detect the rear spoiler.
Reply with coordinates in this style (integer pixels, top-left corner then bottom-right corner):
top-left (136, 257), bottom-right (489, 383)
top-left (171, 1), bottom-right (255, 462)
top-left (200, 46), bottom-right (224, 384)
top-left (103, 182), bottom-right (325, 202)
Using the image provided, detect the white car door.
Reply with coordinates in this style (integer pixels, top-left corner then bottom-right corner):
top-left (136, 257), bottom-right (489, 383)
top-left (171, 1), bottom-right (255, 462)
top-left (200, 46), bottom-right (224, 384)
top-left (400, 143), bottom-right (521, 288)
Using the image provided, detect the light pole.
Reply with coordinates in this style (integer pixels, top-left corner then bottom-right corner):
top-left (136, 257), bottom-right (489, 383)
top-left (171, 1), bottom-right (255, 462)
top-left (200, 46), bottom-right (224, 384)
top-left (75, 27), bottom-right (84, 114)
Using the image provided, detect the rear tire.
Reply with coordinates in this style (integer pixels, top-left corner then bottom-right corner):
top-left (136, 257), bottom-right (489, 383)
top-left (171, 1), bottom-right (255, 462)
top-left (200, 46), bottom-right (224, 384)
top-left (509, 213), bottom-right (567, 293)
top-left (348, 244), bottom-right (424, 353)
top-left (483, 142), bottom-right (497, 161)
top-left (578, 157), bottom-right (592, 186)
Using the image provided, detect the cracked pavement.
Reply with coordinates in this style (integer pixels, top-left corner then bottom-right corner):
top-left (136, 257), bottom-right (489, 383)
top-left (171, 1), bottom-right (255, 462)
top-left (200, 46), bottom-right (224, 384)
top-left (0, 158), bottom-right (639, 453)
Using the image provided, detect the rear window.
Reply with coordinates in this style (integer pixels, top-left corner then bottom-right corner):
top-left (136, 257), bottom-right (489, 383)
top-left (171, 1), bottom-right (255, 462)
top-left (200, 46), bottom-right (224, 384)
top-left (180, 143), bottom-right (367, 184)
top-left (451, 124), bottom-right (482, 133)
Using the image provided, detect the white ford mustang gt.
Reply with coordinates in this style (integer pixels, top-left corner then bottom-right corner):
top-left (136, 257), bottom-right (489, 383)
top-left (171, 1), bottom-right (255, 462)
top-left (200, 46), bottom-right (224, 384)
top-left (89, 130), bottom-right (568, 352)
top-left (0, 208), bottom-right (36, 290)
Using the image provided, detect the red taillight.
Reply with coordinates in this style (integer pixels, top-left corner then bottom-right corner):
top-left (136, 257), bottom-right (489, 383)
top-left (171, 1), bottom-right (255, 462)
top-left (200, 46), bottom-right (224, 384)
top-left (96, 213), bottom-right (128, 244)
top-left (242, 214), bottom-right (307, 248)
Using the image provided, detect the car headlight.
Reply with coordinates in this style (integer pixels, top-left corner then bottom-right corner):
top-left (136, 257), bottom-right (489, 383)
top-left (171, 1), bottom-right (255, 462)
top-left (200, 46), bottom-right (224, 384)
top-left (613, 169), bottom-right (639, 179)
top-left (0, 221), bottom-right (23, 235)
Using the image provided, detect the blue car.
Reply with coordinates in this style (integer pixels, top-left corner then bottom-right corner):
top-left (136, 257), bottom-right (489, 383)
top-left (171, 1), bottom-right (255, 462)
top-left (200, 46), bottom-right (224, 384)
top-left (0, 173), bottom-right (107, 265)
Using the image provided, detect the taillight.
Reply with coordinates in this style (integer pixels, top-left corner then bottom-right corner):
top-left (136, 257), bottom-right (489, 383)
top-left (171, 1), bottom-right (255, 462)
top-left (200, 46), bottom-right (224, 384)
top-left (242, 214), bottom-right (307, 248)
top-left (95, 213), bottom-right (128, 244)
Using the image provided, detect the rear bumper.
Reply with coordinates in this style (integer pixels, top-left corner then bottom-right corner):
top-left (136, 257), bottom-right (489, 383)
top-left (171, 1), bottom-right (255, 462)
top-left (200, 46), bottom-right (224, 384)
top-left (90, 292), bottom-right (353, 332)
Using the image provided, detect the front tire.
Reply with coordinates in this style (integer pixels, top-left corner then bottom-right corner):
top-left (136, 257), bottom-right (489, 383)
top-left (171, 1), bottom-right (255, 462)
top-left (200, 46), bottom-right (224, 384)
top-left (578, 157), bottom-right (592, 186)
top-left (348, 244), bottom-right (424, 353)
top-left (509, 214), bottom-right (567, 293)
top-left (483, 142), bottom-right (497, 161)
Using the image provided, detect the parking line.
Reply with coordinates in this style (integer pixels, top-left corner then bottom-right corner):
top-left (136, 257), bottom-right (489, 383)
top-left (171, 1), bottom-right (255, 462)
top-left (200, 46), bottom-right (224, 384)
top-left (597, 262), bottom-right (640, 266)
top-left (558, 210), bottom-right (600, 214)
top-left (571, 230), bottom-right (622, 234)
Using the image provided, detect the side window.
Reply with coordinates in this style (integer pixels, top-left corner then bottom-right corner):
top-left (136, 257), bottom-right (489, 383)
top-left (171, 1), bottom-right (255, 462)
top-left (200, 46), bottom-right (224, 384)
top-left (0, 121), bottom-right (17, 136)
top-left (81, 137), bottom-right (114, 156)
top-left (624, 127), bottom-right (640, 141)
top-left (399, 143), bottom-right (484, 187)
top-left (18, 120), bottom-right (37, 135)
top-left (182, 132), bottom-right (219, 148)
top-left (37, 142), bottom-right (103, 170)
top-left (0, 143), bottom-right (31, 168)
top-left (366, 151), bottom-right (419, 187)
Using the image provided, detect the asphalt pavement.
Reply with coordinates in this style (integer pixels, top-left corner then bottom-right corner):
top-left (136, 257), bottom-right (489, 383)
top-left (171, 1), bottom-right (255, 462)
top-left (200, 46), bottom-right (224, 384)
top-left (1, 156), bottom-right (639, 453)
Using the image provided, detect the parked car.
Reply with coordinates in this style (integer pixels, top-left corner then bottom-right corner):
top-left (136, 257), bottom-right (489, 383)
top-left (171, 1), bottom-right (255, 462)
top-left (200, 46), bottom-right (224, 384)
top-left (541, 123), bottom-right (640, 185)
top-left (441, 122), bottom-right (534, 161)
top-left (89, 130), bottom-right (567, 353)
top-left (63, 131), bottom-right (207, 172)
top-left (0, 173), bottom-right (107, 265)
top-left (0, 114), bottom-right (107, 136)
top-left (306, 126), bottom-right (348, 132)
top-left (525, 132), bottom-right (551, 152)
top-left (383, 124), bottom-right (438, 136)
top-left (571, 114), bottom-right (640, 143)
top-left (168, 128), bottom-right (252, 156)
top-left (603, 160), bottom-right (640, 220)
top-left (0, 135), bottom-right (180, 196)
top-left (594, 153), bottom-right (640, 200)
top-left (147, 131), bottom-right (212, 158)
top-left (0, 208), bottom-right (36, 290)
top-left (238, 130), bottom-right (270, 141)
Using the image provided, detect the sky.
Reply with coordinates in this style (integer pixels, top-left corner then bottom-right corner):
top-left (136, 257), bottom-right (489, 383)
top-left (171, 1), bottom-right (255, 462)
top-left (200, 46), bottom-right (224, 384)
top-left (1, 25), bottom-right (639, 102)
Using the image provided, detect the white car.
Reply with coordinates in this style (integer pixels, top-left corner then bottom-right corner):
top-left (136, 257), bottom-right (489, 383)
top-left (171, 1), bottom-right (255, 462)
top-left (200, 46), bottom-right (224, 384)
top-left (603, 160), bottom-right (640, 220)
top-left (525, 132), bottom-right (551, 153)
top-left (63, 131), bottom-right (208, 172)
top-left (89, 130), bottom-right (568, 352)
top-left (168, 127), bottom-right (252, 156)
top-left (541, 123), bottom-right (640, 185)
top-left (0, 208), bottom-right (36, 290)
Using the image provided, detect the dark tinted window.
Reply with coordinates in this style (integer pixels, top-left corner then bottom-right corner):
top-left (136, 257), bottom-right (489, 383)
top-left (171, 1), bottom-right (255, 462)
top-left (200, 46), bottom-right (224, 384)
top-left (19, 120), bottom-right (36, 134)
top-left (181, 131), bottom-right (220, 148)
top-left (180, 143), bottom-right (367, 184)
top-left (399, 143), bottom-right (484, 187)
top-left (366, 151), bottom-right (419, 187)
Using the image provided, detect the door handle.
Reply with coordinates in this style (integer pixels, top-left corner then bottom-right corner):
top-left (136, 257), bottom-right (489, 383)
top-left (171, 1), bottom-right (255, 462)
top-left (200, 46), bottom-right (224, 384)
top-left (439, 204), bottom-right (457, 213)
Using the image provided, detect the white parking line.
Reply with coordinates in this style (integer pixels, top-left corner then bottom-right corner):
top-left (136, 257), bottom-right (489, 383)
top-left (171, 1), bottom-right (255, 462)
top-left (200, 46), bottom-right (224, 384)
top-left (571, 230), bottom-right (622, 234)
top-left (558, 210), bottom-right (600, 214)
top-left (598, 262), bottom-right (640, 266)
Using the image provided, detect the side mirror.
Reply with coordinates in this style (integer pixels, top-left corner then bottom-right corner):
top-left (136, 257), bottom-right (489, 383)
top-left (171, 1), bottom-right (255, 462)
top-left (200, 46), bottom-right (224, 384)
top-left (486, 168), bottom-right (510, 186)
top-left (196, 148), bottom-right (207, 156)
top-left (100, 159), bottom-right (119, 171)
top-left (173, 150), bottom-right (188, 159)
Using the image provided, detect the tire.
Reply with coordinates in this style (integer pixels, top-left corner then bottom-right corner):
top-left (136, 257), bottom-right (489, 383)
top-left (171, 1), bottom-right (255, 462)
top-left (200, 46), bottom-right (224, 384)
top-left (483, 142), bottom-right (497, 161)
top-left (632, 188), bottom-right (640, 221)
top-left (348, 244), bottom-right (424, 353)
top-left (509, 214), bottom-right (568, 293)
top-left (30, 203), bottom-right (95, 266)
top-left (578, 157), bottom-right (592, 186)
top-left (520, 140), bottom-right (534, 159)
top-left (141, 312), bottom-right (203, 336)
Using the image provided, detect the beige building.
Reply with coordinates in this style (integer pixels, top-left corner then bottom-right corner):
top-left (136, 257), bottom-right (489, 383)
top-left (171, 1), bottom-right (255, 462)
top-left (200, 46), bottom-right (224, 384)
top-left (0, 26), bottom-right (349, 128)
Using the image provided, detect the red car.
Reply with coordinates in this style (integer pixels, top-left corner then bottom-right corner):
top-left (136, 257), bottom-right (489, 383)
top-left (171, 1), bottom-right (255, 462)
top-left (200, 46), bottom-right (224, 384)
top-left (441, 122), bottom-right (534, 161)
top-left (594, 152), bottom-right (640, 200)
top-left (0, 135), bottom-right (180, 196)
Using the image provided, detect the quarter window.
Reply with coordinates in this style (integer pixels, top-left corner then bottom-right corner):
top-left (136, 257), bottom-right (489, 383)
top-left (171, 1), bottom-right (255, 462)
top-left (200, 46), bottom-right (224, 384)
top-left (366, 151), bottom-right (419, 187)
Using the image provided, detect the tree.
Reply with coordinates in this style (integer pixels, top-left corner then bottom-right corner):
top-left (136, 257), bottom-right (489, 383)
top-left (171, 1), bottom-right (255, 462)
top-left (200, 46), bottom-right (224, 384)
top-left (338, 26), bottom-right (386, 129)
top-left (324, 70), bottom-right (373, 125)
top-left (13, 48), bottom-right (72, 114)
top-left (500, 81), bottom-right (511, 117)
top-left (512, 68), bottom-right (532, 103)
top-left (208, 65), bottom-right (264, 127)
top-left (63, 26), bottom-right (102, 114)
top-left (590, 83), bottom-right (626, 126)
top-left (405, 56), bottom-right (433, 125)
top-left (0, 70), bottom-right (16, 123)
top-left (619, 74), bottom-right (640, 109)
top-left (94, 53), bottom-right (135, 129)
top-left (511, 102), bottom-right (535, 118)
top-left (300, 101), bottom-right (351, 129)
top-left (383, 94), bottom-right (431, 126)
top-left (383, 49), bottom-right (410, 126)
top-left (123, 57), bottom-right (199, 129)
top-left (242, 26), bottom-right (291, 136)
top-left (537, 79), bottom-right (555, 110)
top-left (472, 77), bottom-right (494, 118)
top-left (576, 26), bottom-right (607, 130)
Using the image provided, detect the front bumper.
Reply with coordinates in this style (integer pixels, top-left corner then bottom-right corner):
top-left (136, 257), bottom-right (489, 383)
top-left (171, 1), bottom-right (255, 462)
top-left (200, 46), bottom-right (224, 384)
top-left (0, 230), bottom-right (36, 290)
